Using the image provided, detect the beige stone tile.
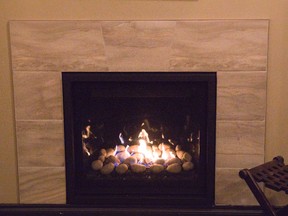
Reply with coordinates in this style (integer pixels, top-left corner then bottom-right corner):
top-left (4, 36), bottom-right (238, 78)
top-left (102, 21), bottom-right (175, 71)
top-left (19, 155), bottom-right (65, 167)
top-left (265, 188), bottom-right (288, 207)
top-left (13, 71), bottom-right (63, 120)
top-left (215, 168), bottom-right (258, 205)
top-left (216, 120), bottom-right (265, 155)
top-left (19, 167), bottom-right (66, 204)
top-left (217, 71), bottom-right (267, 121)
top-left (216, 154), bottom-right (264, 169)
top-left (10, 21), bottom-right (108, 71)
top-left (16, 120), bottom-right (64, 167)
top-left (9, 20), bottom-right (269, 206)
top-left (170, 20), bottom-right (268, 71)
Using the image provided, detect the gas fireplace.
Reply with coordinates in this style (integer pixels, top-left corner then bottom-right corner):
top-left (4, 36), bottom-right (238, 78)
top-left (62, 72), bottom-right (216, 208)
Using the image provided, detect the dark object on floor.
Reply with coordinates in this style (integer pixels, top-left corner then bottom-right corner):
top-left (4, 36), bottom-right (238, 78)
top-left (239, 156), bottom-right (288, 216)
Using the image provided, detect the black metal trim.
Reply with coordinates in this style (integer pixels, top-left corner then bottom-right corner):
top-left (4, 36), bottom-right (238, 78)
top-left (62, 72), bottom-right (217, 208)
top-left (0, 205), bottom-right (263, 216)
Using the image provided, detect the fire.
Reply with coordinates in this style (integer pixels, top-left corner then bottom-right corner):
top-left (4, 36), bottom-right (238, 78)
top-left (126, 129), bottom-right (175, 164)
top-left (138, 128), bottom-right (150, 144)
top-left (87, 121), bottom-right (196, 175)
top-left (82, 125), bottom-right (94, 156)
top-left (161, 144), bottom-right (168, 160)
top-left (138, 139), bottom-right (147, 154)
top-left (112, 128), bottom-right (177, 165)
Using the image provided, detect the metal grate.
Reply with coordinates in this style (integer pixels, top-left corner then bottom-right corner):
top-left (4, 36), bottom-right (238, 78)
top-left (250, 156), bottom-right (288, 194)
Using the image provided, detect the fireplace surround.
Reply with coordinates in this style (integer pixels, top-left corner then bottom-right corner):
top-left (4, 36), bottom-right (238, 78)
top-left (10, 20), bottom-right (268, 205)
top-left (62, 72), bottom-right (216, 207)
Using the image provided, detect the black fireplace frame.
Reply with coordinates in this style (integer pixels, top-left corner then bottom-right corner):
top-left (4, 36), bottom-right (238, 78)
top-left (62, 72), bottom-right (216, 208)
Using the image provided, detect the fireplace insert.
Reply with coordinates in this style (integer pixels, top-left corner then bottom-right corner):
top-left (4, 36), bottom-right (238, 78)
top-left (62, 72), bottom-right (216, 208)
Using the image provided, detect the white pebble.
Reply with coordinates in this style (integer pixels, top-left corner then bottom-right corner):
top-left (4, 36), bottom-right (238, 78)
top-left (154, 158), bottom-right (165, 165)
top-left (166, 163), bottom-right (182, 174)
top-left (182, 152), bottom-right (192, 162)
top-left (116, 151), bottom-right (130, 163)
top-left (131, 164), bottom-right (146, 173)
top-left (106, 155), bottom-right (120, 164)
top-left (127, 145), bottom-right (139, 153)
top-left (150, 164), bottom-right (164, 173)
top-left (116, 145), bottom-right (126, 152)
top-left (106, 148), bottom-right (115, 157)
top-left (175, 145), bottom-right (182, 151)
top-left (182, 161), bottom-right (194, 171)
top-left (166, 157), bottom-right (181, 166)
top-left (91, 160), bottom-right (103, 171)
top-left (176, 150), bottom-right (185, 159)
top-left (98, 155), bottom-right (105, 162)
top-left (123, 156), bottom-right (137, 165)
top-left (116, 164), bottom-right (128, 174)
top-left (100, 148), bottom-right (107, 157)
top-left (101, 162), bottom-right (114, 175)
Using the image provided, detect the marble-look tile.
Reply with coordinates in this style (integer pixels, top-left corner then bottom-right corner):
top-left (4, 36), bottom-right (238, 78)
top-left (16, 120), bottom-right (64, 167)
top-left (19, 167), bottom-right (66, 204)
top-left (170, 20), bottom-right (268, 71)
top-left (215, 168), bottom-right (258, 205)
top-left (217, 120), bottom-right (265, 155)
top-left (265, 187), bottom-right (288, 206)
top-left (13, 71), bottom-right (63, 120)
top-left (9, 20), bottom-right (268, 206)
top-left (217, 71), bottom-right (267, 121)
top-left (19, 155), bottom-right (65, 168)
top-left (10, 21), bottom-right (108, 71)
top-left (102, 21), bottom-right (175, 71)
top-left (216, 154), bottom-right (264, 169)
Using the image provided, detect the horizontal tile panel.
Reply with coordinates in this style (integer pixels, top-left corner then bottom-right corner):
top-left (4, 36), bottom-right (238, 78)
top-left (216, 154), bottom-right (264, 169)
top-left (170, 20), bottom-right (268, 71)
top-left (16, 120), bottom-right (64, 167)
top-left (19, 167), bottom-right (66, 204)
top-left (102, 21), bottom-right (175, 72)
top-left (215, 168), bottom-right (258, 205)
top-left (217, 71), bottom-right (267, 120)
top-left (13, 71), bottom-right (63, 120)
top-left (10, 21), bottom-right (108, 71)
top-left (216, 120), bottom-right (265, 155)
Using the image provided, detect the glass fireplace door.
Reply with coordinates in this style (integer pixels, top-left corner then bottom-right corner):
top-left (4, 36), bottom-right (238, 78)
top-left (62, 72), bottom-right (216, 207)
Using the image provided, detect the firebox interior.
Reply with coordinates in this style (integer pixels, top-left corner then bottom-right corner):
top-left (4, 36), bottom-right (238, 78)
top-left (62, 72), bottom-right (216, 208)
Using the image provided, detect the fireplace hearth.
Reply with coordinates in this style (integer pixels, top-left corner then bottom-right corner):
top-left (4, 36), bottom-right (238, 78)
top-left (62, 72), bottom-right (216, 208)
